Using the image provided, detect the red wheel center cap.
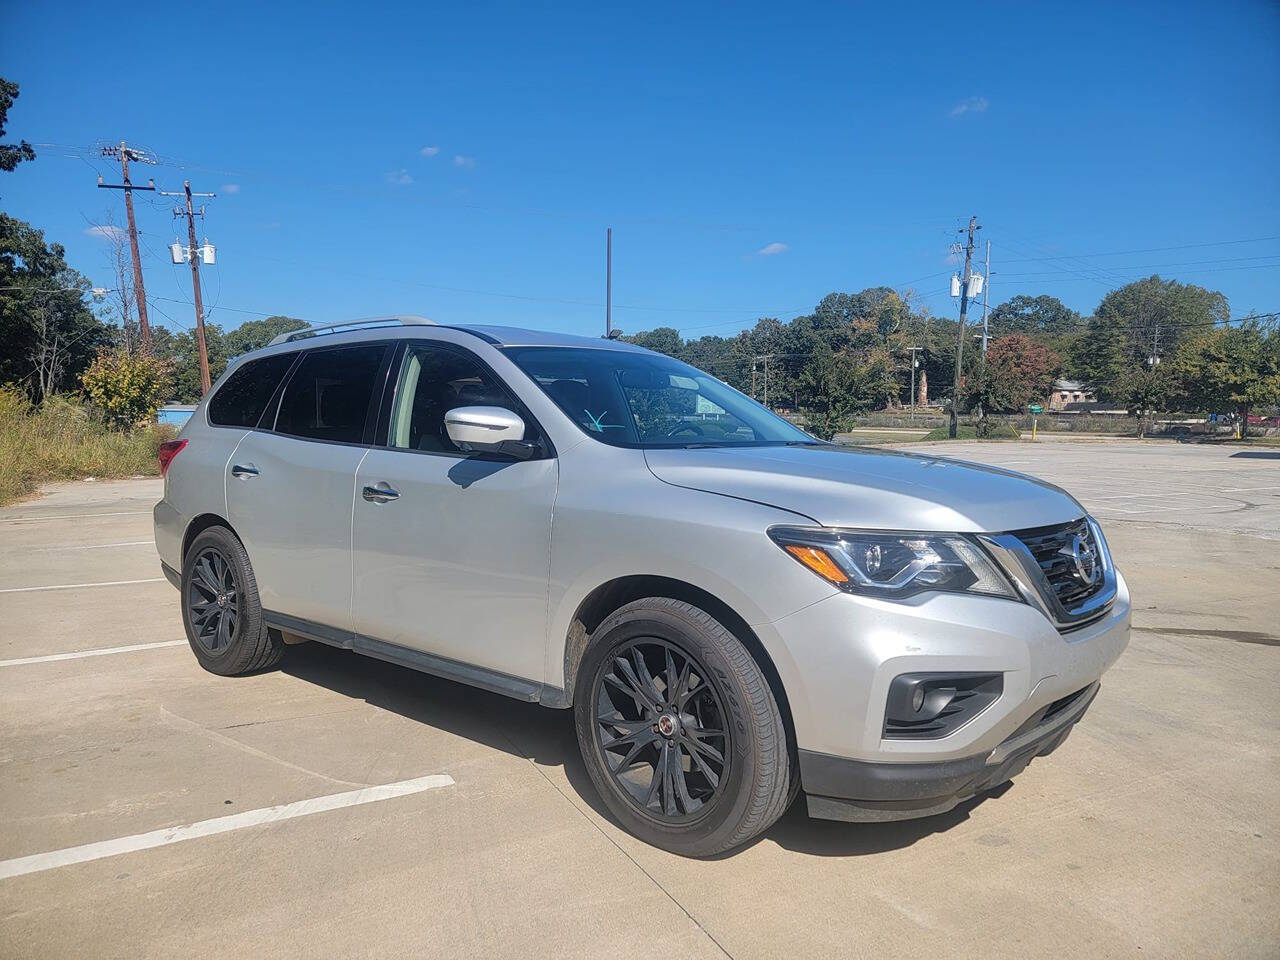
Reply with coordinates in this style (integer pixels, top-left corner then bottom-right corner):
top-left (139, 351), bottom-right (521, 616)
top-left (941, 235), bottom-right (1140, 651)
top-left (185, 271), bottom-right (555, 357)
top-left (657, 714), bottom-right (678, 737)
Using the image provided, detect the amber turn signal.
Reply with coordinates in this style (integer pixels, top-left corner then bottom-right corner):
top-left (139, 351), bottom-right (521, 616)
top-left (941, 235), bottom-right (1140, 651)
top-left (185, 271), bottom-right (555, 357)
top-left (783, 544), bottom-right (849, 585)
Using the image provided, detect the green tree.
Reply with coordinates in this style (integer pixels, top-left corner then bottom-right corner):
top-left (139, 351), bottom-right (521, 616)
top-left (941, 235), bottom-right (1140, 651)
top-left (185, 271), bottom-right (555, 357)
top-left (223, 314), bottom-right (308, 356)
top-left (151, 323), bottom-right (230, 402)
top-left (1112, 365), bottom-right (1172, 435)
top-left (988, 295), bottom-right (1081, 338)
top-left (0, 77), bottom-right (36, 173)
top-left (81, 347), bottom-right (173, 428)
top-left (1170, 320), bottom-right (1280, 433)
top-left (624, 326), bottom-right (683, 357)
top-left (1077, 277), bottom-right (1229, 400)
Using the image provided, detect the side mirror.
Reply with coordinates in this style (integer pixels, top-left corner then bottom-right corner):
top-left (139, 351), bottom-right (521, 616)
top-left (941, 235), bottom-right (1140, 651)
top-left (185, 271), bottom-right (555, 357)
top-left (444, 406), bottom-right (536, 459)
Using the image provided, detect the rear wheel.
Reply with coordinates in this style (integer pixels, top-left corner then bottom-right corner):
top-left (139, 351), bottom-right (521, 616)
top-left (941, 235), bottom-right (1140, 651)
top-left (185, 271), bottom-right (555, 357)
top-left (574, 598), bottom-right (793, 856)
top-left (181, 526), bottom-right (283, 676)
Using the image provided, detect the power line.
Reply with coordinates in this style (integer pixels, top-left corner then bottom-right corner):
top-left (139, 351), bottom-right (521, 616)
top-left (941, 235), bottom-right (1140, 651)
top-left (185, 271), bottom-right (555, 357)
top-left (994, 235), bottom-right (1280, 264)
top-left (998, 254), bottom-right (1280, 278)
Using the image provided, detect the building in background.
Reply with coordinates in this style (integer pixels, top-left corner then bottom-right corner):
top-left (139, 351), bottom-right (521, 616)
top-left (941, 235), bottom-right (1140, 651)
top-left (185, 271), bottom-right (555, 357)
top-left (156, 404), bottom-right (196, 428)
top-left (1048, 379), bottom-right (1096, 412)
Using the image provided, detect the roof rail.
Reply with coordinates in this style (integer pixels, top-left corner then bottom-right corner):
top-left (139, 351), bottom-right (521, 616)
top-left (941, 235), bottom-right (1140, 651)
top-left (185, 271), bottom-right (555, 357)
top-left (268, 315), bottom-right (435, 346)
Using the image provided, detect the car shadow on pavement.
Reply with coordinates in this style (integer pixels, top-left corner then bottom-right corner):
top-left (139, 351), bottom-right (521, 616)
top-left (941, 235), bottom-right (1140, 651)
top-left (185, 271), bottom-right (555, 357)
top-left (281, 641), bottom-right (988, 859)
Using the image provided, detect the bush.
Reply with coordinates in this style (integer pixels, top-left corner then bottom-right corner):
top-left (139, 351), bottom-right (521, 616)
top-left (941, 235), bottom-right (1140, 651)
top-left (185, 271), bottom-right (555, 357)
top-left (0, 386), bottom-right (174, 504)
top-left (81, 348), bottom-right (172, 428)
top-left (921, 422), bottom-right (1021, 441)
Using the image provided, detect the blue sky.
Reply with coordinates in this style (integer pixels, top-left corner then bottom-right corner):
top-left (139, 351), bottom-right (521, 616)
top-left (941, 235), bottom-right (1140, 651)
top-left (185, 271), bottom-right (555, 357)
top-left (3, 0), bottom-right (1278, 340)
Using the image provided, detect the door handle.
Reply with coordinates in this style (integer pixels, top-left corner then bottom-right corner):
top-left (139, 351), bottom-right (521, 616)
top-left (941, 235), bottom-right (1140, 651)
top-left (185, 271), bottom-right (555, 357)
top-left (362, 482), bottom-right (400, 503)
top-left (231, 463), bottom-right (260, 478)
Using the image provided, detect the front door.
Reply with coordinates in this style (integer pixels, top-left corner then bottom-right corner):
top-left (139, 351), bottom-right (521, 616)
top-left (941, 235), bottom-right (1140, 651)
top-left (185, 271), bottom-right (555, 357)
top-left (226, 342), bottom-right (390, 632)
top-left (351, 341), bottom-right (557, 684)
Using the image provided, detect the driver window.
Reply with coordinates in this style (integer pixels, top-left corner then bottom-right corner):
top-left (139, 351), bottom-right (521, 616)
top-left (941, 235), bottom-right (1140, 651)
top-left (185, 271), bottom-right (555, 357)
top-left (389, 345), bottom-right (520, 453)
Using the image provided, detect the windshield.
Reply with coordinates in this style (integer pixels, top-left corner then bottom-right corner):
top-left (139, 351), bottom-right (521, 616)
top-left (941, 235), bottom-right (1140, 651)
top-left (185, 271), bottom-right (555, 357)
top-left (503, 346), bottom-right (817, 449)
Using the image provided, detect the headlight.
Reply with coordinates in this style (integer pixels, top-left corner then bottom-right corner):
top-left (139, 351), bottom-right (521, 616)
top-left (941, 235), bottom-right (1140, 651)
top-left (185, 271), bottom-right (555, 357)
top-left (768, 526), bottom-right (1017, 601)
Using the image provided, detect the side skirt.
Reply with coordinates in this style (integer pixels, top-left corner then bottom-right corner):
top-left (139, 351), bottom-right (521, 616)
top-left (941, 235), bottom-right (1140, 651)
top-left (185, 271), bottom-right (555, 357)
top-left (262, 609), bottom-right (567, 707)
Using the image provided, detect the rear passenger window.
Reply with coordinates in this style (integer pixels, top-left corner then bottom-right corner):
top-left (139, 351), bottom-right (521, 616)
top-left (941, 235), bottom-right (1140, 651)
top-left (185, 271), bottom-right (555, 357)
top-left (208, 353), bottom-right (297, 428)
top-left (274, 345), bottom-right (387, 444)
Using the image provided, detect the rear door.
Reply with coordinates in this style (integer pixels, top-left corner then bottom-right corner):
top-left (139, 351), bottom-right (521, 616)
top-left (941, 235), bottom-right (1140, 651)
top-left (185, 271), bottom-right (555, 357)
top-left (351, 340), bottom-right (556, 684)
top-left (226, 342), bottom-right (392, 632)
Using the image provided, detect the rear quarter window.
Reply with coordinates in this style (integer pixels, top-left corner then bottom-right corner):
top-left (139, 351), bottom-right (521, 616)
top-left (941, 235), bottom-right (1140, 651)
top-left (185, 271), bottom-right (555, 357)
top-left (207, 353), bottom-right (297, 428)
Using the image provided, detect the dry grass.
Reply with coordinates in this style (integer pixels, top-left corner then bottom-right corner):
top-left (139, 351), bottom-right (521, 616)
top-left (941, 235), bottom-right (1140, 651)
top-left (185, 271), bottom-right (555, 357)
top-left (0, 388), bottom-right (175, 505)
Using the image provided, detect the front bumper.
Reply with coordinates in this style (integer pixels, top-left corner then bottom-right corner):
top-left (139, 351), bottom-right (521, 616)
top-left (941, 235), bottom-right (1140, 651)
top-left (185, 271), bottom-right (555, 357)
top-left (802, 680), bottom-right (1099, 822)
top-left (752, 565), bottom-right (1129, 820)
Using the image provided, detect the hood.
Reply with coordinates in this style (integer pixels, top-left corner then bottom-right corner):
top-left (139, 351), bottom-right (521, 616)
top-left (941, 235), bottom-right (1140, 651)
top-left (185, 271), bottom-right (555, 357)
top-left (643, 444), bottom-right (1084, 533)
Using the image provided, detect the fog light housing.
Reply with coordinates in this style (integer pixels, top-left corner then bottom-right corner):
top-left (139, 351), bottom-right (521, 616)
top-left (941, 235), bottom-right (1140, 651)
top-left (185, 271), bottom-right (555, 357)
top-left (884, 672), bottom-right (1003, 740)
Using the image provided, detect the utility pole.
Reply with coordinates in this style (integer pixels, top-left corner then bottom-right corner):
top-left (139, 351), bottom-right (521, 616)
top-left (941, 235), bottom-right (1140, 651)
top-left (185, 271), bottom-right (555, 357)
top-left (605, 227), bottom-right (613, 338)
top-left (751, 354), bottom-right (775, 406)
top-left (979, 238), bottom-right (991, 364)
top-left (906, 346), bottom-right (923, 423)
top-left (949, 215), bottom-right (979, 438)
top-left (159, 180), bottom-right (217, 394)
top-left (97, 142), bottom-right (157, 350)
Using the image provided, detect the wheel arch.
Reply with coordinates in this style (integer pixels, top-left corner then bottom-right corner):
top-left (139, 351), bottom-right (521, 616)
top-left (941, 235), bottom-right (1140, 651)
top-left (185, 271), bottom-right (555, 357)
top-left (182, 512), bottom-right (242, 558)
top-left (561, 575), bottom-right (797, 756)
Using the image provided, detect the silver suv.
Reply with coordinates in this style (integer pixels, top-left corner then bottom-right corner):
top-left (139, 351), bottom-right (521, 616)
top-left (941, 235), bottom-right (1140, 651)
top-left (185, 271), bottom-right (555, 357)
top-left (154, 316), bottom-right (1130, 855)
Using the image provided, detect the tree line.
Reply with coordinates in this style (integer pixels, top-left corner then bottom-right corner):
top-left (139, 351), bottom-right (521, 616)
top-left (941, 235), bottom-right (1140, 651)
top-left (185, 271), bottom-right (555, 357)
top-left (624, 280), bottom-right (1280, 436)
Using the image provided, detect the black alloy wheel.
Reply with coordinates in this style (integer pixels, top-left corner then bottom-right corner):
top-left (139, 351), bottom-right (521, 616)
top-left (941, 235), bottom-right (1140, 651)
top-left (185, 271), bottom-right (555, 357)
top-left (186, 547), bottom-right (240, 653)
top-left (593, 637), bottom-right (731, 822)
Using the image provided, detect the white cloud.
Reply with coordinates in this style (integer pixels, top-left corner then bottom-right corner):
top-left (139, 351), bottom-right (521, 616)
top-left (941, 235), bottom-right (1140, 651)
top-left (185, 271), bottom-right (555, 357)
top-left (420, 145), bottom-right (440, 157)
top-left (949, 96), bottom-right (989, 117)
top-left (756, 242), bottom-right (788, 257)
top-left (384, 168), bottom-right (414, 186)
top-left (84, 225), bottom-right (126, 241)
top-left (221, 183), bottom-right (241, 194)
top-left (453, 154), bottom-right (475, 169)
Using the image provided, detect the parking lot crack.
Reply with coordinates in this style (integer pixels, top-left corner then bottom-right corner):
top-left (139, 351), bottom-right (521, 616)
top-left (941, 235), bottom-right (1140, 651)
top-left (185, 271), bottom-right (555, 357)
top-left (158, 706), bottom-right (374, 789)
top-left (498, 725), bottom-right (735, 959)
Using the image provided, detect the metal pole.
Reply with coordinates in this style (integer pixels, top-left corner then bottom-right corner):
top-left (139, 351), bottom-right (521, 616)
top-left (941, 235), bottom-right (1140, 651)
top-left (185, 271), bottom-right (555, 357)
top-left (949, 216), bottom-right (978, 438)
top-left (980, 237), bottom-right (991, 363)
top-left (907, 346), bottom-right (922, 424)
top-left (118, 142), bottom-right (152, 350)
top-left (184, 182), bottom-right (211, 395)
top-left (605, 228), bottom-right (612, 338)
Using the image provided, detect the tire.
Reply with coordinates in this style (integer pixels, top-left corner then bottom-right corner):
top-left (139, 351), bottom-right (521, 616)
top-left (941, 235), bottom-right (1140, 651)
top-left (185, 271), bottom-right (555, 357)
top-left (574, 597), bottom-right (793, 856)
top-left (180, 526), bottom-right (284, 676)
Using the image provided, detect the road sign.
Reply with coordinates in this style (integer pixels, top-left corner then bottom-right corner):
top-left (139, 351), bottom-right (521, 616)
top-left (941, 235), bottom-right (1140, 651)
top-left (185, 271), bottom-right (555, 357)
top-left (1029, 404), bottom-right (1043, 414)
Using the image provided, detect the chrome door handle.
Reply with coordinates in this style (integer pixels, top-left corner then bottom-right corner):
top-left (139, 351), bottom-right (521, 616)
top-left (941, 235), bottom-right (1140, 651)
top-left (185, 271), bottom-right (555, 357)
top-left (362, 482), bottom-right (400, 503)
top-left (231, 463), bottom-right (260, 478)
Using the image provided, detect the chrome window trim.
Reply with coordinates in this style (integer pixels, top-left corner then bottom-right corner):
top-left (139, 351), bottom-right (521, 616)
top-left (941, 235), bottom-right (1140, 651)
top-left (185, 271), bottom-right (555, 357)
top-left (978, 516), bottom-right (1116, 632)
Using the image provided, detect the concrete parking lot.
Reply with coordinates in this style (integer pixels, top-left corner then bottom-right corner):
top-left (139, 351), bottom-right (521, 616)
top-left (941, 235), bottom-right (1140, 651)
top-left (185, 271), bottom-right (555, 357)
top-left (1, 439), bottom-right (1277, 959)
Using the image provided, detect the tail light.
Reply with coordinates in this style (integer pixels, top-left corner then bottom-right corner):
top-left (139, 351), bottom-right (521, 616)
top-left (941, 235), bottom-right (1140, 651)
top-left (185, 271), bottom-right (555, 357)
top-left (157, 439), bottom-right (188, 476)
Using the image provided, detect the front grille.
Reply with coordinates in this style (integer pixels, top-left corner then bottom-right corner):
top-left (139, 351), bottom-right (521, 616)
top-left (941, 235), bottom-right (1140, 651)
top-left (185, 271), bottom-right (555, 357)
top-left (1013, 518), bottom-right (1105, 610)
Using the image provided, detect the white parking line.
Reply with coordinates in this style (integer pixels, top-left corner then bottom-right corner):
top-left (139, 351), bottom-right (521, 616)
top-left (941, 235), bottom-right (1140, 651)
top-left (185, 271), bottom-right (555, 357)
top-left (0, 578), bottom-right (165, 595)
top-left (0, 511), bottom-right (152, 524)
top-left (0, 640), bottom-right (187, 667)
top-left (34, 540), bottom-right (154, 552)
top-left (0, 775), bottom-right (455, 880)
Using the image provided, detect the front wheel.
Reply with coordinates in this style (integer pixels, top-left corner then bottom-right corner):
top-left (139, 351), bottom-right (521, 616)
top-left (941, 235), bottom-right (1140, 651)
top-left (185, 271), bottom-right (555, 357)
top-left (180, 526), bottom-right (283, 676)
top-left (574, 598), bottom-right (793, 856)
